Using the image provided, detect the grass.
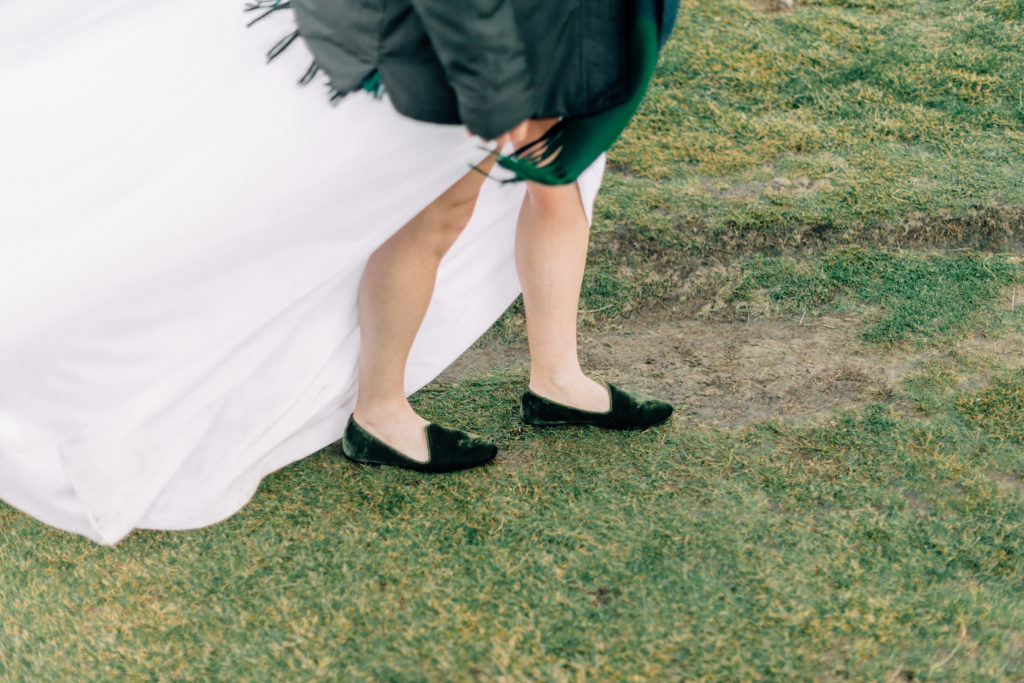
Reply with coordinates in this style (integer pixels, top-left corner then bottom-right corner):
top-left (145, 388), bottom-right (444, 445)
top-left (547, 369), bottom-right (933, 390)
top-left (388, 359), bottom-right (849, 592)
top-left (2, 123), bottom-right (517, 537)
top-left (731, 247), bottom-right (1023, 343)
top-left (3, 371), bottom-right (1024, 679)
top-left (574, 0), bottom-right (1024, 326)
top-left (957, 372), bottom-right (1024, 444)
top-left (4, 0), bottom-right (1024, 679)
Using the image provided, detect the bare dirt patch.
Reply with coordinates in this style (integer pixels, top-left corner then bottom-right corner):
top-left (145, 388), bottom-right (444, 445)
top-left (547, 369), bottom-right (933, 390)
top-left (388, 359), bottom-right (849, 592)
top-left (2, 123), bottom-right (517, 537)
top-left (957, 332), bottom-right (1024, 371)
top-left (983, 468), bottom-right (1024, 497)
top-left (698, 175), bottom-right (834, 200)
top-left (440, 314), bottom-right (920, 428)
top-left (746, 0), bottom-right (796, 14)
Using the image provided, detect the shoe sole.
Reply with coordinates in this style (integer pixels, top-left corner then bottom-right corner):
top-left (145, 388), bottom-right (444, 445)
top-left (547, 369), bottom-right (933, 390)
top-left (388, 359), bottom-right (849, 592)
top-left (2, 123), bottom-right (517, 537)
top-left (339, 445), bottom-right (496, 473)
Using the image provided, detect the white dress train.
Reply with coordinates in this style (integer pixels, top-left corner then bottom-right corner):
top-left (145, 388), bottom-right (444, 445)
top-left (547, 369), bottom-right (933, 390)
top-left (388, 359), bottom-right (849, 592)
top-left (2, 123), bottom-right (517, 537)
top-left (0, 0), bottom-right (605, 545)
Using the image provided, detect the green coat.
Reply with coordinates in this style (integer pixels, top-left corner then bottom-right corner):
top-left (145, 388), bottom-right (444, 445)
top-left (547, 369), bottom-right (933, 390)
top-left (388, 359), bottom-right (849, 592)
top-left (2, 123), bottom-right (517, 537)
top-left (291, 0), bottom-right (668, 140)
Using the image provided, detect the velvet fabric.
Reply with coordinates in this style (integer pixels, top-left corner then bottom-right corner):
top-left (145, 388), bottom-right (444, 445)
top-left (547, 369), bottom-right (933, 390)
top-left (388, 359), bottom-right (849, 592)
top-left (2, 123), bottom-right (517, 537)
top-left (521, 383), bottom-right (673, 430)
top-left (341, 418), bottom-right (497, 473)
top-left (494, 0), bottom-right (670, 185)
top-left (289, 0), bottom-right (680, 140)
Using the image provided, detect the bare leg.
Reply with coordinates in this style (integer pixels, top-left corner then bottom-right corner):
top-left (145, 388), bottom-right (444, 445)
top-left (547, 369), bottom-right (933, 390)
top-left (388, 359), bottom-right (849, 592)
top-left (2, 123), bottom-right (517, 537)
top-left (353, 158), bottom-right (495, 462)
top-left (516, 181), bottom-right (610, 412)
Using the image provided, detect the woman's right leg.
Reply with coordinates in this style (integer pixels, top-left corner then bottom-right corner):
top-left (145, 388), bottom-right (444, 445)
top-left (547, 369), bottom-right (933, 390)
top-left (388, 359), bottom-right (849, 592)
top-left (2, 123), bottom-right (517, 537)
top-left (352, 158), bottom-right (495, 463)
top-left (515, 180), bottom-right (610, 412)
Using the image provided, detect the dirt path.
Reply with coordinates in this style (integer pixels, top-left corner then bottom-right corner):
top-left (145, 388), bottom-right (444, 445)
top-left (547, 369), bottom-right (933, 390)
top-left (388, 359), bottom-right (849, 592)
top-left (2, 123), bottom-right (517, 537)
top-left (439, 315), bottom-right (924, 428)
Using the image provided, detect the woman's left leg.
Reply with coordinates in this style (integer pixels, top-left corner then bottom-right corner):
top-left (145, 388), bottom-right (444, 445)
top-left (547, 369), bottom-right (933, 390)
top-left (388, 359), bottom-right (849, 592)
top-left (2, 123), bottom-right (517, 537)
top-left (353, 156), bottom-right (497, 462)
top-left (515, 180), bottom-right (611, 412)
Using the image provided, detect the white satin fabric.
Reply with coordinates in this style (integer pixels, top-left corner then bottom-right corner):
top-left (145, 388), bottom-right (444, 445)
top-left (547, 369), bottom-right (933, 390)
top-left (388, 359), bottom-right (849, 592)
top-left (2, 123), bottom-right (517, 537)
top-left (0, 1), bottom-right (605, 544)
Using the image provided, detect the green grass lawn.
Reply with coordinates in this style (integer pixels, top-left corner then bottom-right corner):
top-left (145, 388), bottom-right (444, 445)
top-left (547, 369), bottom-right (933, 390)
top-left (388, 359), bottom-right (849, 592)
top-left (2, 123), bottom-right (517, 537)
top-left (3, 0), bottom-right (1024, 679)
top-left (568, 0), bottom-right (1024, 327)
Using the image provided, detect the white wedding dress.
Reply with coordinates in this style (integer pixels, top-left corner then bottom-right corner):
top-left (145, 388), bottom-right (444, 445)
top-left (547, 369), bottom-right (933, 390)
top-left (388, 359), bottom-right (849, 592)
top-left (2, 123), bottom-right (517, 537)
top-left (0, 0), bottom-right (605, 545)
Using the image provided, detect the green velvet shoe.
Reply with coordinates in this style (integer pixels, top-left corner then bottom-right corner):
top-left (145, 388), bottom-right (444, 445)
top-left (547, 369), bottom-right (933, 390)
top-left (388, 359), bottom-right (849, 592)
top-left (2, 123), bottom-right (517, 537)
top-left (520, 383), bottom-right (673, 429)
top-left (341, 417), bottom-right (497, 473)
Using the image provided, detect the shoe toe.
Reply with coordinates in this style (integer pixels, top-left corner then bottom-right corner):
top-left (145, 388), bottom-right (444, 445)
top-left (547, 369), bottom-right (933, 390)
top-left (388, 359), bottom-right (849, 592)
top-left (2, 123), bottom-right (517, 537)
top-left (608, 384), bottom-right (674, 429)
top-left (425, 423), bottom-right (498, 471)
top-left (650, 400), bottom-right (674, 425)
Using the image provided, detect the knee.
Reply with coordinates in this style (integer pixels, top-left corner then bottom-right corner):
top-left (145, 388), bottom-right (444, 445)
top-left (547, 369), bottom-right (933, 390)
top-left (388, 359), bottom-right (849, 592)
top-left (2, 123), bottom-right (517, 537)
top-left (525, 182), bottom-right (588, 227)
top-left (418, 192), bottom-right (478, 256)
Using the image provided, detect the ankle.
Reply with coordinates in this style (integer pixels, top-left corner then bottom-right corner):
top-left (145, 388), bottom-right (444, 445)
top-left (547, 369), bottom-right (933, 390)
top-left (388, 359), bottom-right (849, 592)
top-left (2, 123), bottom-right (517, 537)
top-left (528, 367), bottom-right (587, 396)
top-left (353, 398), bottom-right (417, 427)
top-left (526, 372), bottom-right (610, 414)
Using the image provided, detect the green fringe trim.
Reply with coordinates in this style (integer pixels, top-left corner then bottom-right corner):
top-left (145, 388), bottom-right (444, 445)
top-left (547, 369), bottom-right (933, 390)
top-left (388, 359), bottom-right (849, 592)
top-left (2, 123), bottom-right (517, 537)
top-left (360, 71), bottom-right (385, 99)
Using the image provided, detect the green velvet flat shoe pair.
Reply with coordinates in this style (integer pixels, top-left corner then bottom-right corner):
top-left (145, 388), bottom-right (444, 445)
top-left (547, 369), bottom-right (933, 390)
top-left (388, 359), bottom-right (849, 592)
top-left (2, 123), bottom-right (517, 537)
top-left (342, 383), bottom-right (673, 473)
top-left (521, 382), bottom-right (674, 430)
